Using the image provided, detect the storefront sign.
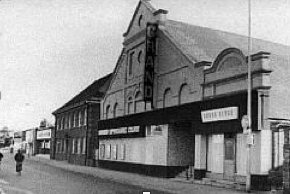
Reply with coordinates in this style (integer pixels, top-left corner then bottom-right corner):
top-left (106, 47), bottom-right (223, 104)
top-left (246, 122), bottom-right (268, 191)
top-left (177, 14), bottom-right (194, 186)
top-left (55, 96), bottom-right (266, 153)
top-left (99, 126), bottom-right (140, 136)
top-left (98, 130), bottom-right (110, 136)
top-left (143, 23), bottom-right (158, 103)
top-left (201, 107), bottom-right (238, 123)
top-left (110, 127), bottom-right (128, 135)
top-left (36, 129), bottom-right (51, 140)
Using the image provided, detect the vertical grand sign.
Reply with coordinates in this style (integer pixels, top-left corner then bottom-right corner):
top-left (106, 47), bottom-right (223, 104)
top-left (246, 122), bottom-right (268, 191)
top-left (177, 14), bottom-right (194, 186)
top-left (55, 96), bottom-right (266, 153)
top-left (143, 22), bottom-right (158, 103)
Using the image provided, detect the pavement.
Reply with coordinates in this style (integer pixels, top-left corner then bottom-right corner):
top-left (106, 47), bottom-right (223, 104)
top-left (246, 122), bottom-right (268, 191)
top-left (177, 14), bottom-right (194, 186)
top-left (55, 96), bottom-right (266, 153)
top-left (26, 154), bottom-right (282, 194)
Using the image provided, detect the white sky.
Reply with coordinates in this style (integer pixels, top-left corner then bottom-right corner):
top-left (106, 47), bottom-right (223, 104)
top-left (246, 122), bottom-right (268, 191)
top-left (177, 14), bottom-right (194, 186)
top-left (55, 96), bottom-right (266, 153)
top-left (0, 0), bottom-right (289, 131)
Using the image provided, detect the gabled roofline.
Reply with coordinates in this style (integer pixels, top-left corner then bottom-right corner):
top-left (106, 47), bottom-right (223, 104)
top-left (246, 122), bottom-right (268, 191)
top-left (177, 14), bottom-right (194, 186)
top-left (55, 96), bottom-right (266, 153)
top-left (103, 48), bottom-right (126, 102)
top-left (53, 99), bottom-right (101, 115)
top-left (52, 73), bottom-right (112, 115)
top-left (123, 0), bottom-right (167, 37)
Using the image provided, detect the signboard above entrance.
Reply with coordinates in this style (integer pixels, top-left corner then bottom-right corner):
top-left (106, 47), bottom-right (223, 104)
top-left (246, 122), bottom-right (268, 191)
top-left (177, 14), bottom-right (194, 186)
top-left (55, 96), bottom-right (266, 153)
top-left (201, 107), bottom-right (238, 123)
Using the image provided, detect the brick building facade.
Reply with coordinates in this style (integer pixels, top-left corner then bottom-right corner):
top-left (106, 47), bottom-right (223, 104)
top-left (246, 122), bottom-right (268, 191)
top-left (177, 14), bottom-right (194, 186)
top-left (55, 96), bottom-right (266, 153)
top-left (51, 74), bottom-right (112, 166)
top-left (96, 0), bottom-right (290, 190)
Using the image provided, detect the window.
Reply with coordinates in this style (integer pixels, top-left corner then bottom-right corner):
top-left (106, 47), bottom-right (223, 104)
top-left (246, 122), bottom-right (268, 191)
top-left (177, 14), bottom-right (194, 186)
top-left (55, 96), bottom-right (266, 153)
top-left (146, 126), bottom-right (152, 136)
top-left (99, 144), bottom-right (105, 159)
top-left (73, 138), bottom-right (78, 154)
top-left (113, 103), bottom-right (118, 118)
top-left (78, 111), bottom-right (82, 126)
top-left (84, 110), bottom-right (87, 126)
top-left (77, 138), bottom-right (82, 154)
top-left (137, 50), bottom-right (143, 64)
top-left (74, 112), bottom-right (78, 127)
top-left (134, 91), bottom-right (143, 113)
top-left (66, 115), bottom-right (69, 129)
top-left (118, 144), bottom-right (125, 160)
top-left (105, 105), bottom-right (110, 119)
top-left (67, 114), bottom-right (71, 128)
top-left (72, 138), bottom-right (75, 154)
top-left (57, 118), bottom-right (61, 130)
top-left (179, 84), bottom-right (191, 104)
top-left (63, 116), bottom-right (66, 129)
top-left (105, 144), bottom-right (111, 159)
top-left (82, 137), bottom-right (86, 154)
top-left (163, 88), bottom-right (173, 108)
top-left (63, 139), bottom-right (67, 153)
top-left (128, 52), bottom-right (134, 75)
top-left (80, 111), bottom-right (84, 126)
top-left (111, 145), bottom-right (117, 160)
top-left (70, 114), bottom-right (73, 128)
top-left (273, 129), bottom-right (284, 168)
top-left (56, 139), bottom-right (61, 153)
top-left (127, 97), bottom-right (134, 114)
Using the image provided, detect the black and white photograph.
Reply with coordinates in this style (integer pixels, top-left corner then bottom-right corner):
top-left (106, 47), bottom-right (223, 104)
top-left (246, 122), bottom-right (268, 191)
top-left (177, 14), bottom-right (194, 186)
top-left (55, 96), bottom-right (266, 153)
top-left (0, 0), bottom-right (290, 193)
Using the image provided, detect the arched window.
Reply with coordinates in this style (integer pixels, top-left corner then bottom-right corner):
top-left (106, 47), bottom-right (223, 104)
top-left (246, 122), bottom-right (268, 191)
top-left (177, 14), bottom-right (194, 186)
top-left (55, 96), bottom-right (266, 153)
top-left (127, 97), bottom-right (134, 114)
top-left (113, 103), bottom-right (118, 118)
top-left (163, 88), bottom-right (173, 108)
top-left (106, 105), bottom-right (111, 119)
top-left (134, 91), bottom-right (143, 113)
top-left (179, 84), bottom-right (191, 104)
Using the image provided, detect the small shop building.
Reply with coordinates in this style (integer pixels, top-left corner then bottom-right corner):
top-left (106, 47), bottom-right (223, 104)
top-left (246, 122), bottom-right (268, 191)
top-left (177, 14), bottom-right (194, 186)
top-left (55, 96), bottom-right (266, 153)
top-left (35, 120), bottom-right (53, 155)
top-left (97, 0), bottom-right (290, 190)
top-left (51, 74), bottom-right (112, 166)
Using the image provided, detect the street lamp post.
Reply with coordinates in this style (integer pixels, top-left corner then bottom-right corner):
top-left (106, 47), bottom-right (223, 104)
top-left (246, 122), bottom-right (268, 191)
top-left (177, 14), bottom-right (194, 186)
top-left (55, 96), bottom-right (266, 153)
top-left (246, 0), bottom-right (252, 192)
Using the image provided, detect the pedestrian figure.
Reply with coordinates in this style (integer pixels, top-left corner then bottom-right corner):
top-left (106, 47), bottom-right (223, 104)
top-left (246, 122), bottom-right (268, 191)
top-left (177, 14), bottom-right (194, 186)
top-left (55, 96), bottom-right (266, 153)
top-left (0, 151), bottom-right (3, 170)
top-left (14, 149), bottom-right (25, 176)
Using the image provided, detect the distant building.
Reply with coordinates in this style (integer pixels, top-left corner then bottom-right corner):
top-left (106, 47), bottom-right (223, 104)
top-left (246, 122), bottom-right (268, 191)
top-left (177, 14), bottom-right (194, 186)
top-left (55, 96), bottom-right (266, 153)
top-left (0, 127), bottom-right (11, 148)
top-left (51, 73), bottom-right (112, 166)
top-left (13, 131), bottom-right (22, 152)
top-left (21, 128), bottom-right (36, 156)
top-left (35, 120), bottom-right (53, 155)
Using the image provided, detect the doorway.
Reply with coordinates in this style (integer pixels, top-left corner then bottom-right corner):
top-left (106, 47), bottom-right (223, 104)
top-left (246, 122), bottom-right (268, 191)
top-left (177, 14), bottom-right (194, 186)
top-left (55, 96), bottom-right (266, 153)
top-left (224, 133), bottom-right (236, 180)
top-left (65, 139), bottom-right (69, 160)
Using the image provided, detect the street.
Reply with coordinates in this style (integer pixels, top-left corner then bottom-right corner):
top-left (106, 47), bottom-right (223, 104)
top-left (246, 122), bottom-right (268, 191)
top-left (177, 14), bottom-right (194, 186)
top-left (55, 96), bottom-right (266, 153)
top-left (0, 152), bottom-right (169, 194)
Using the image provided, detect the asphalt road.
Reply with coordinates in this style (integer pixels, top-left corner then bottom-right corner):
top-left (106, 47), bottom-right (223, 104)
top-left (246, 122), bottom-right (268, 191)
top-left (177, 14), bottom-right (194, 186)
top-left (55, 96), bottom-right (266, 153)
top-left (0, 152), bottom-right (170, 194)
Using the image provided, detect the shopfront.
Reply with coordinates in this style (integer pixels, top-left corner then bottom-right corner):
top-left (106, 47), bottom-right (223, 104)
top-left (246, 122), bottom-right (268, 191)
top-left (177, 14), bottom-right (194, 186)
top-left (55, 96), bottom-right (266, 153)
top-left (36, 128), bottom-right (51, 155)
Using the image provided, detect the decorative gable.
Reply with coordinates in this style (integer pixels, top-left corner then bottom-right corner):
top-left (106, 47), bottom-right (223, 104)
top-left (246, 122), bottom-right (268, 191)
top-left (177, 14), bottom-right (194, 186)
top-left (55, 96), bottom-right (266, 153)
top-left (123, 0), bottom-right (167, 43)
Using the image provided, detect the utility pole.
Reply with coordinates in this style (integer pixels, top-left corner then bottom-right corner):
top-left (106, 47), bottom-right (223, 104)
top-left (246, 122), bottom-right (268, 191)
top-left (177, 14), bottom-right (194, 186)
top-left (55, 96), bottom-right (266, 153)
top-left (246, 0), bottom-right (252, 192)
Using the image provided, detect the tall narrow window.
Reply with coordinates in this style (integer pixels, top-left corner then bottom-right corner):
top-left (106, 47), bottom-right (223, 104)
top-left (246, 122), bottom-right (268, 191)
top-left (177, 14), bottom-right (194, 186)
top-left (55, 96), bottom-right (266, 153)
top-left (99, 144), bottom-right (105, 159)
top-left (82, 137), bottom-right (86, 154)
top-left (79, 111), bottom-right (82, 126)
top-left (163, 88), bottom-right (173, 108)
top-left (179, 84), bottom-right (191, 104)
top-left (106, 105), bottom-right (110, 119)
top-left (74, 112), bottom-right (78, 127)
top-left (128, 52), bottom-right (134, 75)
top-left (72, 138), bottom-right (75, 154)
top-left (113, 103), bottom-right (118, 118)
top-left (84, 110), bottom-right (87, 126)
top-left (127, 97), bottom-right (134, 114)
top-left (77, 138), bottom-right (82, 154)
top-left (134, 91), bottom-right (143, 113)
top-left (70, 113), bottom-right (74, 128)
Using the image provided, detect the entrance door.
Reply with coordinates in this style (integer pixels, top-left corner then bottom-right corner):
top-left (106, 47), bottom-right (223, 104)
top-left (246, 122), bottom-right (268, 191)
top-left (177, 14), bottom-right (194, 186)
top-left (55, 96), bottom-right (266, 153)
top-left (65, 139), bottom-right (69, 160)
top-left (224, 136), bottom-right (236, 180)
